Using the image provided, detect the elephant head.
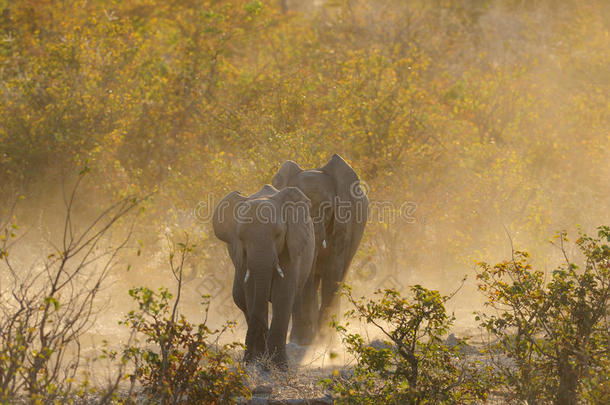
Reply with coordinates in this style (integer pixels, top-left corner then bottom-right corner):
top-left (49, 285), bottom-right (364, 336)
top-left (317, 154), bottom-right (368, 275)
top-left (273, 154), bottom-right (368, 278)
top-left (212, 185), bottom-right (315, 367)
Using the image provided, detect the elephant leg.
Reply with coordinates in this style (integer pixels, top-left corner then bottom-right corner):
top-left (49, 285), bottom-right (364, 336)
top-left (244, 277), bottom-right (270, 364)
top-left (232, 278), bottom-right (247, 314)
top-left (232, 279), bottom-right (252, 361)
top-left (245, 318), bottom-right (268, 365)
top-left (318, 256), bottom-right (343, 333)
top-left (313, 272), bottom-right (321, 316)
top-left (290, 268), bottom-right (317, 345)
top-left (268, 272), bottom-right (296, 370)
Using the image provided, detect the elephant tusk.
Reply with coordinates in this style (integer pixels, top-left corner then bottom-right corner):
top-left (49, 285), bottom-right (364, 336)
top-left (276, 264), bottom-right (285, 278)
top-left (322, 239), bottom-right (327, 249)
top-left (244, 269), bottom-right (250, 283)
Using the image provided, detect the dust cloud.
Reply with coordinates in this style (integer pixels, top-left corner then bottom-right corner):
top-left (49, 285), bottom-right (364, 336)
top-left (1, 0), bottom-right (608, 393)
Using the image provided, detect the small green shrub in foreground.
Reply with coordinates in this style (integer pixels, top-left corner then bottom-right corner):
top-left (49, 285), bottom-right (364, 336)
top-left (323, 284), bottom-right (494, 404)
top-left (121, 239), bottom-right (250, 405)
top-left (476, 226), bottom-right (610, 405)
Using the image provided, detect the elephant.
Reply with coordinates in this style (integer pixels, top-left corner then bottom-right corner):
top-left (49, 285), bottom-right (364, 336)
top-left (212, 184), bottom-right (316, 369)
top-left (272, 154), bottom-right (369, 344)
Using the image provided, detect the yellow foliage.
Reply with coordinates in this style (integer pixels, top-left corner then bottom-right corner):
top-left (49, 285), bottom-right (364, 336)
top-left (0, 0), bottom-right (608, 285)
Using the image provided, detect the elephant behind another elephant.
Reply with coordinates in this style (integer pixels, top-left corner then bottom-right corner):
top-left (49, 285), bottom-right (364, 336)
top-left (272, 154), bottom-right (369, 343)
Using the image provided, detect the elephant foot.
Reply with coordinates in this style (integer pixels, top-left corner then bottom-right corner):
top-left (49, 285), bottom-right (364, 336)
top-left (289, 329), bottom-right (315, 346)
top-left (244, 349), bottom-right (255, 364)
top-left (272, 357), bottom-right (288, 371)
top-left (244, 348), bottom-right (266, 365)
top-left (244, 354), bottom-right (273, 374)
top-left (246, 348), bottom-right (288, 371)
top-left (267, 347), bottom-right (288, 371)
top-left (290, 322), bottom-right (316, 346)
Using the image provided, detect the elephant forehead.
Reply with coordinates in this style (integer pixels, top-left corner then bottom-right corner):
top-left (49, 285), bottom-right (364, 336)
top-left (242, 199), bottom-right (276, 211)
top-left (234, 199), bottom-right (276, 218)
top-left (291, 171), bottom-right (335, 201)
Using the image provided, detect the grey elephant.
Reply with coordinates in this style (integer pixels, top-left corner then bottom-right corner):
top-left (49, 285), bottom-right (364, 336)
top-left (272, 154), bottom-right (369, 344)
top-left (212, 184), bottom-right (315, 368)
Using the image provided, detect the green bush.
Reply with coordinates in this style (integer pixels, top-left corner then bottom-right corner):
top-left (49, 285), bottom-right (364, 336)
top-left (476, 226), bottom-right (610, 405)
top-left (121, 238), bottom-right (249, 404)
top-left (323, 285), bottom-right (494, 404)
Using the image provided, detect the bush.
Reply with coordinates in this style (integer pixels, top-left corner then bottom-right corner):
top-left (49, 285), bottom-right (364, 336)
top-left (322, 284), bottom-right (494, 404)
top-left (121, 237), bottom-right (249, 404)
top-left (0, 177), bottom-right (139, 403)
top-left (476, 226), bottom-right (610, 405)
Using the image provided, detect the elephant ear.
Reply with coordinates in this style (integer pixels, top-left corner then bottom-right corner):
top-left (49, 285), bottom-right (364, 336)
top-left (213, 191), bottom-right (248, 271)
top-left (272, 160), bottom-right (303, 189)
top-left (320, 154), bottom-right (369, 275)
top-left (273, 187), bottom-right (315, 264)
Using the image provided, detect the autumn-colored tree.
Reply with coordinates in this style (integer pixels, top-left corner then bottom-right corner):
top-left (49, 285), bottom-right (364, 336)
top-left (1, 0), bottom-right (608, 288)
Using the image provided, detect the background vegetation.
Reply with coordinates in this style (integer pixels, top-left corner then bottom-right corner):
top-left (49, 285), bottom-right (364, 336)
top-left (0, 1), bottom-right (608, 402)
top-left (1, 0), bottom-right (609, 290)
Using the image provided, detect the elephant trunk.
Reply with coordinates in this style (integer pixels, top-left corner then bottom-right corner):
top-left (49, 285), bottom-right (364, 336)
top-left (244, 245), bottom-right (277, 361)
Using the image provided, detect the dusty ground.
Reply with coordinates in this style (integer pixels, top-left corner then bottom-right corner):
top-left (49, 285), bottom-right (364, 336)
top-left (239, 333), bottom-right (511, 405)
top-left (242, 342), bottom-right (345, 403)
